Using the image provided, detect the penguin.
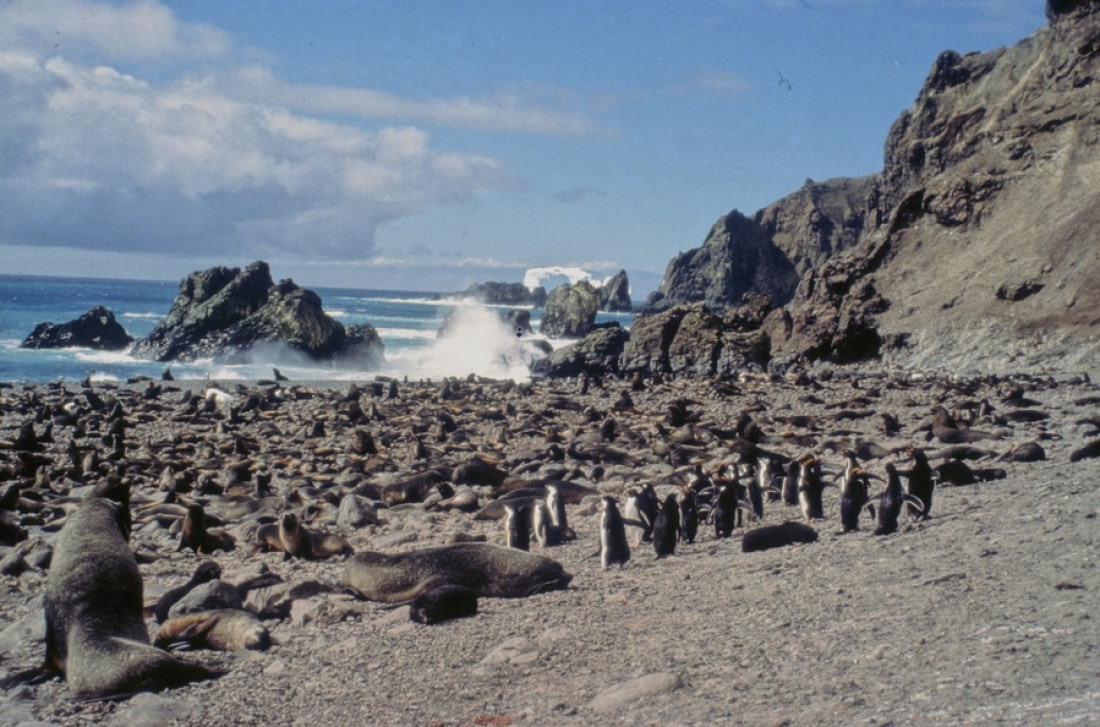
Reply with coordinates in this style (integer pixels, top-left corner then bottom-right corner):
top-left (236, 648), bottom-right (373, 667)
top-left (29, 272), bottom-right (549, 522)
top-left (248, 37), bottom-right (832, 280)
top-left (544, 484), bottom-right (574, 540)
top-left (651, 493), bottom-right (680, 558)
top-left (532, 501), bottom-right (557, 547)
top-left (759, 457), bottom-right (780, 502)
top-left (622, 489), bottom-right (649, 547)
top-left (746, 464), bottom-right (765, 521)
top-left (678, 486), bottom-right (699, 544)
top-left (635, 483), bottom-right (660, 542)
top-left (902, 446), bottom-right (935, 519)
top-left (503, 502), bottom-right (530, 551)
top-left (713, 482), bottom-right (737, 539)
top-left (782, 460), bottom-right (800, 507)
top-left (839, 465), bottom-right (873, 533)
top-left (598, 496), bottom-right (630, 569)
top-left (797, 455), bottom-right (826, 522)
top-left (874, 462), bottom-right (915, 536)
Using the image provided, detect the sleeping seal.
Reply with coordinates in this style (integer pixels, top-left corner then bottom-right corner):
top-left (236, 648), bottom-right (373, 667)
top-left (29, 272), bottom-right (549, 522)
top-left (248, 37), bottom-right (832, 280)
top-left (340, 542), bottom-right (572, 603)
top-left (30, 497), bottom-right (217, 697)
top-left (154, 609), bottom-right (270, 651)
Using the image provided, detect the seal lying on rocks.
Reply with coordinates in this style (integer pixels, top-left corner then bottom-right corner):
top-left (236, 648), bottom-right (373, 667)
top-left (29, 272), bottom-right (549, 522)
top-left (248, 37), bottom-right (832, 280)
top-left (30, 497), bottom-right (218, 697)
top-left (340, 543), bottom-right (573, 603)
top-left (154, 609), bottom-right (271, 651)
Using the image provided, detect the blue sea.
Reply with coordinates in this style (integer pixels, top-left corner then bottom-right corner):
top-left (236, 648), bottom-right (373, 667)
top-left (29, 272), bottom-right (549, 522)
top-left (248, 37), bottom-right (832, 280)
top-left (0, 274), bottom-right (634, 384)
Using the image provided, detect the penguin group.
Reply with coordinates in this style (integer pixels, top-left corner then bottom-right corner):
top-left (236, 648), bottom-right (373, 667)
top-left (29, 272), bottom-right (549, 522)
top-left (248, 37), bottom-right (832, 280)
top-left (492, 440), bottom-right (945, 569)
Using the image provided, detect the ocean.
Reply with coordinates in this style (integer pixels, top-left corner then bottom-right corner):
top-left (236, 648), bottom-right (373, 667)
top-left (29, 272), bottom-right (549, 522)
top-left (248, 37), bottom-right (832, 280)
top-left (0, 274), bottom-right (634, 384)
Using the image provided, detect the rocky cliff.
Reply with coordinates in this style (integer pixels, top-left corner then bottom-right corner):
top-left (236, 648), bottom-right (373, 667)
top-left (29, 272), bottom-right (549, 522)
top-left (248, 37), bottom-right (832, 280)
top-left (131, 261), bottom-right (384, 367)
top-left (645, 1), bottom-right (1100, 372)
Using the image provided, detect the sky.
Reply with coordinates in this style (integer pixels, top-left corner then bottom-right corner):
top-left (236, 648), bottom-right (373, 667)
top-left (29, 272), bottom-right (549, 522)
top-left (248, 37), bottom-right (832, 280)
top-left (0, 0), bottom-right (1047, 295)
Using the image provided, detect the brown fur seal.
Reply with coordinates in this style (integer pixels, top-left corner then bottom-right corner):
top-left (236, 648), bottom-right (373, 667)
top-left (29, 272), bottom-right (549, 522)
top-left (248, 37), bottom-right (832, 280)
top-left (408, 585), bottom-right (479, 624)
top-left (35, 497), bottom-right (217, 697)
top-left (154, 609), bottom-right (270, 651)
top-left (741, 521), bottom-right (819, 553)
top-left (253, 512), bottom-right (353, 560)
top-left (340, 543), bottom-right (572, 603)
top-left (178, 504), bottom-right (236, 554)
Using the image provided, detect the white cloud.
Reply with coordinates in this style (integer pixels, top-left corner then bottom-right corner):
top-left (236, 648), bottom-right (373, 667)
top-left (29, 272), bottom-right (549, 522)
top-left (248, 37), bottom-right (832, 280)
top-left (0, 0), bottom-right (608, 266)
top-left (0, 51), bottom-right (515, 259)
top-left (206, 65), bottom-right (598, 135)
top-left (0, 0), bottom-right (231, 61)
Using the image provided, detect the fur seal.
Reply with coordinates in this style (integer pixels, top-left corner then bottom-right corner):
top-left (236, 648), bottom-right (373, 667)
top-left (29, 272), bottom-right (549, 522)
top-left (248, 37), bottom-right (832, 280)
top-left (340, 543), bottom-right (572, 603)
top-left (741, 521), bottom-right (819, 553)
top-left (178, 504), bottom-right (235, 554)
top-left (36, 498), bottom-right (217, 697)
top-left (254, 512), bottom-right (353, 560)
top-left (409, 585), bottom-right (479, 624)
top-left (598, 496), bottom-right (630, 569)
top-left (154, 609), bottom-right (270, 651)
top-left (154, 560), bottom-right (222, 623)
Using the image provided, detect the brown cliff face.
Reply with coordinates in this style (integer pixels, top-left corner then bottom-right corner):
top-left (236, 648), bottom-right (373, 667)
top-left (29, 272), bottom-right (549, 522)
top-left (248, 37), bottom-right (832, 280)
top-left (653, 3), bottom-right (1100, 371)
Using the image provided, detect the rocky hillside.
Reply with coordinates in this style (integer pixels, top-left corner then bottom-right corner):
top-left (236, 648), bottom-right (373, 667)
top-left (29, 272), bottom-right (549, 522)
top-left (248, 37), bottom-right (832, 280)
top-left (647, 1), bottom-right (1100, 373)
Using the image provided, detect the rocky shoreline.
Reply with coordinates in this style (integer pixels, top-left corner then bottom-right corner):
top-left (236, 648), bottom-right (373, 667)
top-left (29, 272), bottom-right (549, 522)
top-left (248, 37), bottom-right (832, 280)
top-left (1, 368), bottom-right (1098, 726)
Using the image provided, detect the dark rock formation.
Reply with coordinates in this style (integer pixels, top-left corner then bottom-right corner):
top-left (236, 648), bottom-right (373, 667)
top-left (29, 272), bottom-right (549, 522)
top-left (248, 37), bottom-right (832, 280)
top-left (598, 270), bottom-right (633, 312)
top-left (645, 210), bottom-right (799, 315)
top-left (130, 261), bottom-right (384, 367)
top-left (452, 282), bottom-right (547, 307)
top-left (540, 281), bottom-right (601, 339)
top-left (645, 6), bottom-right (1100, 370)
top-left (531, 324), bottom-right (630, 378)
top-left (21, 306), bottom-right (133, 351)
top-left (619, 299), bottom-right (769, 377)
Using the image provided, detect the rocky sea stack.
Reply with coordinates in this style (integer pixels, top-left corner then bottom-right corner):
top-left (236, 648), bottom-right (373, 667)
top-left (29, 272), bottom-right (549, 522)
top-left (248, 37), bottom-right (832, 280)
top-left (21, 306), bottom-right (133, 351)
top-left (639, 4), bottom-right (1100, 372)
top-left (130, 261), bottom-right (384, 367)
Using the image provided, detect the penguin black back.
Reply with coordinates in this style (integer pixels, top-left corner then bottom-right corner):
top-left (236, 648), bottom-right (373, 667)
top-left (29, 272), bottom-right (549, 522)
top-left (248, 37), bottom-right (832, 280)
top-left (652, 493), bottom-right (679, 558)
top-left (713, 483), bottom-right (736, 539)
top-left (599, 496), bottom-right (630, 569)
top-left (678, 488), bottom-right (698, 544)
top-left (874, 463), bottom-right (905, 536)
top-left (904, 446), bottom-right (935, 519)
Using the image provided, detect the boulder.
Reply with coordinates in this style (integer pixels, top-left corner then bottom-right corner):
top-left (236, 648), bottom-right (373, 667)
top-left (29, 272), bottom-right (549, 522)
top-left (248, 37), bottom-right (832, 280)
top-left (21, 306), bottom-right (133, 351)
top-left (540, 281), bottom-right (601, 338)
top-left (598, 269), bottom-right (633, 312)
top-left (530, 324), bottom-right (630, 378)
top-left (130, 261), bottom-right (384, 367)
top-left (620, 302), bottom-right (771, 376)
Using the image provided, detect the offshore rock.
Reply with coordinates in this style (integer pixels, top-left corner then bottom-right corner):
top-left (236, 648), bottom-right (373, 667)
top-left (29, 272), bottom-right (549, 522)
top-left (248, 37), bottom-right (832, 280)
top-left (598, 269), bottom-right (633, 312)
top-left (451, 281), bottom-right (548, 307)
top-left (540, 281), bottom-right (601, 338)
top-left (130, 261), bottom-right (384, 367)
top-left (21, 306), bottom-right (133, 351)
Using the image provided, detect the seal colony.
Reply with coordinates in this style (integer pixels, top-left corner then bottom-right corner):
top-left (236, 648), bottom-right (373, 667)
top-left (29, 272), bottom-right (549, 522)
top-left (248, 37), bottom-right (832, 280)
top-left (0, 368), bottom-right (1097, 723)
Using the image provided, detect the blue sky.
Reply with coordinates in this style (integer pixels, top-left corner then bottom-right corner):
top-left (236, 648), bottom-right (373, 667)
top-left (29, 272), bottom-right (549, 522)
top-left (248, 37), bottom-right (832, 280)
top-left (0, 0), bottom-right (1046, 295)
